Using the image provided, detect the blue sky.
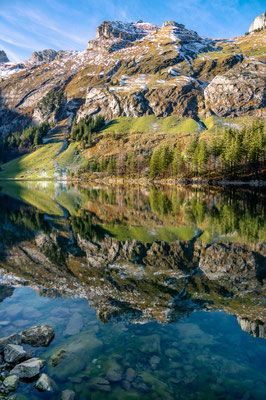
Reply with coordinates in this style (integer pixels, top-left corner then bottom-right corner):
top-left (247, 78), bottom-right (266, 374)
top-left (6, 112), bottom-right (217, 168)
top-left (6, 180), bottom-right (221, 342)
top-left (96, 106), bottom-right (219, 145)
top-left (0, 0), bottom-right (265, 62)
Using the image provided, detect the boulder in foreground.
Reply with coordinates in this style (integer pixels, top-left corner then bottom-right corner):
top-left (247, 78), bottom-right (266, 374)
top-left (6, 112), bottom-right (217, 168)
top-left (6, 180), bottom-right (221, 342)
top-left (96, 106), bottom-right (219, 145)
top-left (0, 334), bottom-right (21, 353)
top-left (4, 344), bottom-right (26, 364)
top-left (34, 373), bottom-right (53, 392)
top-left (10, 358), bottom-right (46, 378)
top-left (22, 325), bottom-right (55, 347)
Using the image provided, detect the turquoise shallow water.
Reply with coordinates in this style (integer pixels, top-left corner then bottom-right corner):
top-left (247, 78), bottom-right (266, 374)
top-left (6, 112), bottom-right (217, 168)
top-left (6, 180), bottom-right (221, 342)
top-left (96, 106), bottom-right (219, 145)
top-left (0, 182), bottom-right (265, 399)
top-left (0, 286), bottom-right (266, 400)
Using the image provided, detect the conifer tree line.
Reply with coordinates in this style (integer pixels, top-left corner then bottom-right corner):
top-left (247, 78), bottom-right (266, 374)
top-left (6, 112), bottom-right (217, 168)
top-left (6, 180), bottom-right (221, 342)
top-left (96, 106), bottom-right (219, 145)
top-left (149, 122), bottom-right (265, 178)
top-left (70, 115), bottom-right (105, 148)
top-left (0, 121), bottom-right (51, 163)
top-left (78, 121), bottom-right (265, 178)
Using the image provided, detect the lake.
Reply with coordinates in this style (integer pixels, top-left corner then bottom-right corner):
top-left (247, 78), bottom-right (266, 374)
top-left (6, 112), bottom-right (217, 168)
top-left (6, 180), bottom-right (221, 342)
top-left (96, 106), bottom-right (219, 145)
top-left (0, 181), bottom-right (265, 400)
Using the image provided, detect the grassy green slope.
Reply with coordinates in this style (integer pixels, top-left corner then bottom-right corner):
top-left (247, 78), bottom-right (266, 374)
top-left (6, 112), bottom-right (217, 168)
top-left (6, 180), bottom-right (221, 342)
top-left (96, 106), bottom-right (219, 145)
top-left (0, 141), bottom-right (86, 180)
top-left (100, 116), bottom-right (201, 135)
top-left (0, 116), bottom-right (260, 180)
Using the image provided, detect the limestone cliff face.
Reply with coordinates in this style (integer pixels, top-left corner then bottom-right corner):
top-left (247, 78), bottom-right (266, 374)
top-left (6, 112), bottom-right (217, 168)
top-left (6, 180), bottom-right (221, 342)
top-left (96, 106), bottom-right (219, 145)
top-left (0, 17), bottom-right (265, 133)
top-left (30, 49), bottom-right (58, 63)
top-left (204, 73), bottom-right (266, 117)
top-left (30, 49), bottom-right (78, 63)
top-left (249, 12), bottom-right (266, 32)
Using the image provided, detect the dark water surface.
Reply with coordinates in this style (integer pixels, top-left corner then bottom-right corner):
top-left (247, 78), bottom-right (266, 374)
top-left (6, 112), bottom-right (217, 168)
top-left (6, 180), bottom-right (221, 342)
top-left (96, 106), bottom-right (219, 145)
top-left (0, 182), bottom-right (265, 399)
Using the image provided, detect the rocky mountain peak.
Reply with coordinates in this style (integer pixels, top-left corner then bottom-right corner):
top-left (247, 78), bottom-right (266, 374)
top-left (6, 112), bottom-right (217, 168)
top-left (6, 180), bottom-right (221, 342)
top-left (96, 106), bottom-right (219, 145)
top-left (95, 20), bottom-right (157, 41)
top-left (30, 49), bottom-right (58, 63)
top-left (249, 11), bottom-right (266, 32)
top-left (162, 21), bottom-right (185, 29)
top-left (30, 49), bottom-right (77, 64)
top-left (88, 20), bottom-right (158, 52)
top-left (0, 50), bottom-right (9, 64)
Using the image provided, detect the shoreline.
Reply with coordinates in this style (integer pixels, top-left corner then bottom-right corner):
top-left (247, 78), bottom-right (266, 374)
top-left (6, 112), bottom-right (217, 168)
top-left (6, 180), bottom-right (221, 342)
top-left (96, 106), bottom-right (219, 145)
top-left (0, 175), bottom-right (265, 188)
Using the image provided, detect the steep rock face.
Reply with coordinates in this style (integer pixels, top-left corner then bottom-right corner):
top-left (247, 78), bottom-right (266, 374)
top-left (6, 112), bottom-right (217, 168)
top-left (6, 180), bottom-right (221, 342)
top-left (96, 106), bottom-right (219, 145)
top-left (88, 20), bottom-right (157, 53)
top-left (0, 50), bottom-right (9, 64)
top-left (30, 49), bottom-right (58, 63)
top-left (78, 78), bottom-right (203, 120)
top-left (30, 49), bottom-right (77, 63)
top-left (249, 12), bottom-right (266, 32)
top-left (0, 18), bottom-right (265, 133)
top-left (204, 73), bottom-right (266, 117)
top-left (96, 20), bottom-right (156, 41)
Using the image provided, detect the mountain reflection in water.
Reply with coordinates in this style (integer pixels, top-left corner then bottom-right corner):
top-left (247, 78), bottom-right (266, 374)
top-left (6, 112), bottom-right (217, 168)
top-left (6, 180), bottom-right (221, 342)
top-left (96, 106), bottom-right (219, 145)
top-left (0, 182), bottom-right (265, 339)
top-left (0, 182), bottom-right (265, 400)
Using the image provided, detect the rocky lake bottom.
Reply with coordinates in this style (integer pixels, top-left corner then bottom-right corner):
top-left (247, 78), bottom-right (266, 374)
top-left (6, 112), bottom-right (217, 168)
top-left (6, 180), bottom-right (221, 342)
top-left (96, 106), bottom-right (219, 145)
top-left (0, 182), bottom-right (265, 399)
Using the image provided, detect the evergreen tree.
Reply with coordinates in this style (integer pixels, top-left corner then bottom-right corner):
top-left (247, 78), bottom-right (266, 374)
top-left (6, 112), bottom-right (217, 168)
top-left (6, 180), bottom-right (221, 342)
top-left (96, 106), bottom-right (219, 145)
top-left (172, 145), bottom-right (185, 176)
top-left (149, 148), bottom-right (161, 178)
top-left (107, 156), bottom-right (117, 175)
top-left (197, 140), bottom-right (208, 175)
top-left (159, 146), bottom-right (171, 174)
top-left (34, 130), bottom-right (42, 146)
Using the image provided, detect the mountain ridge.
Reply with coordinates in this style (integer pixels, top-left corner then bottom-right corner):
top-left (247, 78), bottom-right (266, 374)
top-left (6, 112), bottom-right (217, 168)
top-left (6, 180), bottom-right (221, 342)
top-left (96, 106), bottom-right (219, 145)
top-left (0, 15), bottom-right (265, 135)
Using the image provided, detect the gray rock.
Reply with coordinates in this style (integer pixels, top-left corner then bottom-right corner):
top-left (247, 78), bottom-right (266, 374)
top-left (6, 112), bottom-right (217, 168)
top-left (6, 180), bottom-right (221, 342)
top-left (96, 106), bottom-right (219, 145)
top-left (4, 345), bottom-right (26, 364)
top-left (22, 325), bottom-right (55, 347)
top-left (61, 389), bottom-right (76, 400)
top-left (106, 366), bottom-right (122, 382)
top-left (30, 49), bottom-right (58, 63)
top-left (1, 375), bottom-right (19, 393)
top-left (10, 358), bottom-right (46, 378)
top-left (204, 74), bottom-right (265, 117)
top-left (0, 334), bottom-right (22, 354)
top-left (125, 368), bottom-right (136, 382)
top-left (34, 373), bottom-right (53, 392)
top-left (89, 377), bottom-right (111, 392)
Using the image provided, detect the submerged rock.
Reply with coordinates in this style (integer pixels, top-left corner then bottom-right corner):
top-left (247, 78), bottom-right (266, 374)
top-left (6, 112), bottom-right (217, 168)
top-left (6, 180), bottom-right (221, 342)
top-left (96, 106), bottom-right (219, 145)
top-left (89, 377), bottom-right (111, 392)
top-left (106, 365), bottom-right (122, 382)
top-left (22, 325), bottom-right (55, 347)
top-left (34, 373), bottom-right (53, 392)
top-left (4, 345), bottom-right (26, 364)
top-left (10, 358), bottom-right (46, 378)
top-left (64, 313), bottom-right (83, 336)
top-left (0, 334), bottom-right (22, 353)
top-left (61, 389), bottom-right (76, 400)
top-left (49, 349), bottom-right (67, 367)
top-left (125, 368), bottom-right (136, 382)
